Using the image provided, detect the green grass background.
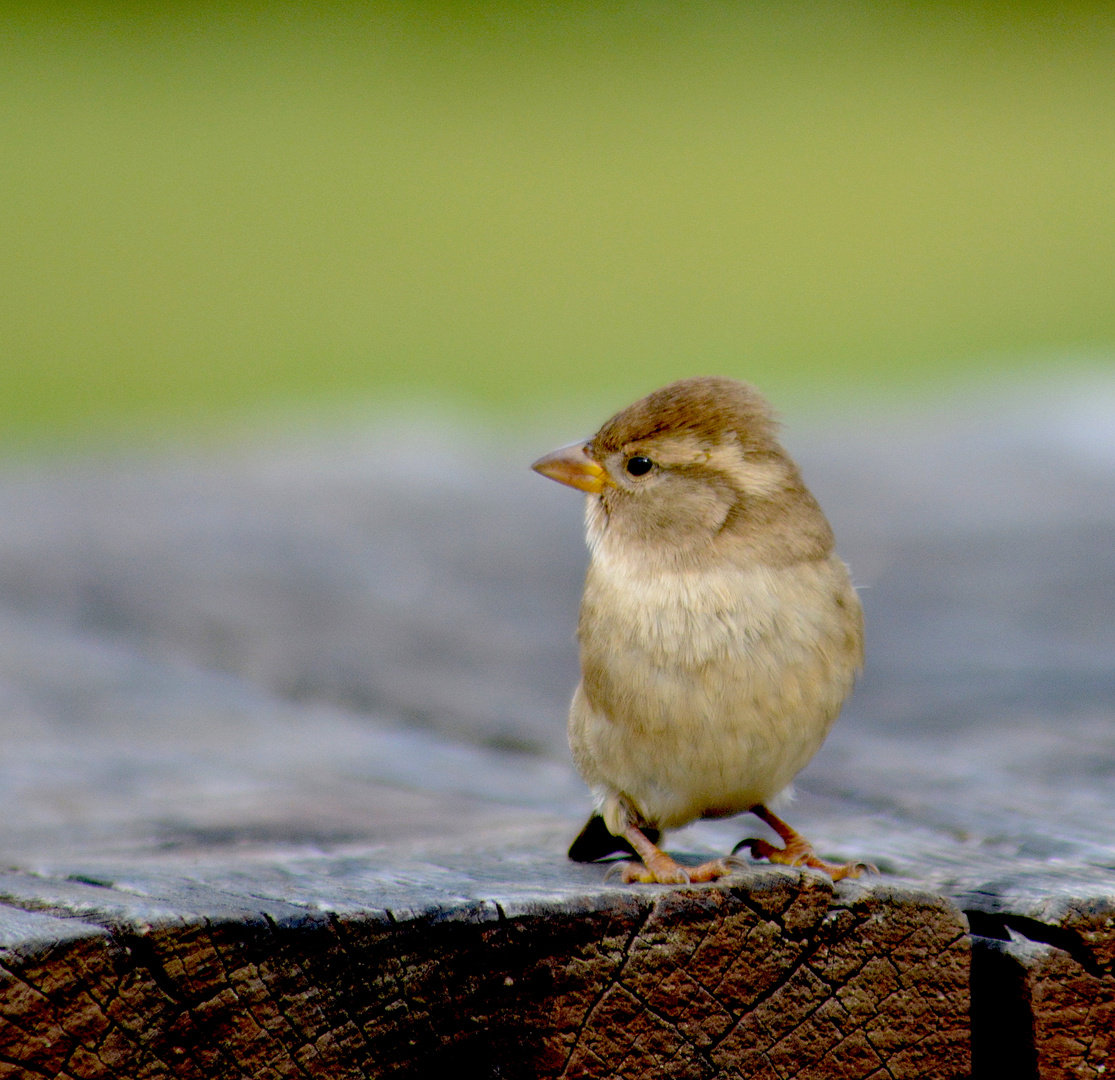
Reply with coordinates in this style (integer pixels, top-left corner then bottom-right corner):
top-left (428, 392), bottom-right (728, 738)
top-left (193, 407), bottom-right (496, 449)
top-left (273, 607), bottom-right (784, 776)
top-left (2, 1), bottom-right (1114, 448)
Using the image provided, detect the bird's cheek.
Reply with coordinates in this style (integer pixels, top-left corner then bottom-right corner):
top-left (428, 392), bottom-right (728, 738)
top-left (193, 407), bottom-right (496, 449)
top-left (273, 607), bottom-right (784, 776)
top-left (585, 496), bottom-right (609, 544)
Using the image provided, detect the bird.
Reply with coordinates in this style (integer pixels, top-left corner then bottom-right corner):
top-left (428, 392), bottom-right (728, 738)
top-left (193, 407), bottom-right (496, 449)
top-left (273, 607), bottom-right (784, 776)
top-left (531, 376), bottom-right (868, 884)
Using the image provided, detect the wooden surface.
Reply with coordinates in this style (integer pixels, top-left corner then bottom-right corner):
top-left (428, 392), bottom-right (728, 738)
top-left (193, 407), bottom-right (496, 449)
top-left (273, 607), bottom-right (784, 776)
top-left (0, 862), bottom-right (970, 1079)
top-left (0, 384), bottom-right (1113, 1077)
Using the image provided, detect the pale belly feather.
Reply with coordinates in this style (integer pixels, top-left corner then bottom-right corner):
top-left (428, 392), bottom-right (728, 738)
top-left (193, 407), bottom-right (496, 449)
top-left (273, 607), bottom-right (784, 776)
top-left (569, 556), bottom-right (862, 831)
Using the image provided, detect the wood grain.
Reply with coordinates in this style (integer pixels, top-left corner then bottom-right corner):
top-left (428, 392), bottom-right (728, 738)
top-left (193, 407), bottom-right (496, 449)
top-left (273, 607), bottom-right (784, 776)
top-left (0, 869), bottom-right (969, 1079)
top-left (0, 393), bottom-right (1111, 1076)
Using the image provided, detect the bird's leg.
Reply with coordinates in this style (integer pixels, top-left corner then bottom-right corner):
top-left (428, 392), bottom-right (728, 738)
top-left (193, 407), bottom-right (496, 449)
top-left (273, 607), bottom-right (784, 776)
top-left (736, 804), bottom-right (871, 881)
top-left (618, 824), bottom-right (739, 885)
top-left (618, 824), bottom-right (690, 884)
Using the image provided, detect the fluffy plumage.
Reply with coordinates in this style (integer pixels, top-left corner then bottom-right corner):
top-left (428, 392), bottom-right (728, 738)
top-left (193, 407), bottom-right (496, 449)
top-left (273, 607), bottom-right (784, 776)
top-left (533, 376), bottom-right (867, 884)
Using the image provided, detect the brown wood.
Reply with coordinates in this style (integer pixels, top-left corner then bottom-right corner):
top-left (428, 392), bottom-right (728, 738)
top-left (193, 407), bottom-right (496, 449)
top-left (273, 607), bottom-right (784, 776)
top-left (969, 898), bottom-right (1115, 1080)
top-left (0, 867), bottom-right (969, 1079)
top-left (0, 395), bottom-right (1112, 1076)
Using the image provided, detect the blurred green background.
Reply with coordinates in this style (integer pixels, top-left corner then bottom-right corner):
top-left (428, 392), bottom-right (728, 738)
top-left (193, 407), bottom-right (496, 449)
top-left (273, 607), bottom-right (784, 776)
top-left (2, 1), bottom-right (1114, 449)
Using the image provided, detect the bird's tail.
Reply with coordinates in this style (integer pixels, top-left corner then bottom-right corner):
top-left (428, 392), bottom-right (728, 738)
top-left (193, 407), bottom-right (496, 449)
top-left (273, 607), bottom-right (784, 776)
top-left (567, 814), bottom-right (660, 862)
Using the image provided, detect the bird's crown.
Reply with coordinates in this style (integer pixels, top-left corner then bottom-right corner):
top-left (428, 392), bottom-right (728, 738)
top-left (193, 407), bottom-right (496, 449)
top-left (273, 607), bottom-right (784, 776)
top-left (589, 376), bottom-right (780, 458)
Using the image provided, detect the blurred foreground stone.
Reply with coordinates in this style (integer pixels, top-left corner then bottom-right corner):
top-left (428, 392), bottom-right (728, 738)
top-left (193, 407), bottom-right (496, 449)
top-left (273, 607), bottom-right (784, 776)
top-left (0, 380), bottom-right (1113, 1077)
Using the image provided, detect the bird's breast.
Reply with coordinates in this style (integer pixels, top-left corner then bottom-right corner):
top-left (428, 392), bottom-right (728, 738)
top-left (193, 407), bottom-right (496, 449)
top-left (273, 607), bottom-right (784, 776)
top-left (579, 555), bottom-right (859, 673)
top-left (571, 553), bottom-right (863, 826)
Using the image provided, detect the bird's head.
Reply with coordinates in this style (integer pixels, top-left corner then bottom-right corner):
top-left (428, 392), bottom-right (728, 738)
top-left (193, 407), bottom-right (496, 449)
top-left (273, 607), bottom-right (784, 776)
top-left (532, 376), bottom-right (833, 569)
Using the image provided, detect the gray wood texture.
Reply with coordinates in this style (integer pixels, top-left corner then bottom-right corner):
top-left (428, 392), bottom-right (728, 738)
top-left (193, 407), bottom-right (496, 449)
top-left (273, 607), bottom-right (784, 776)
top-left (0, 862), bottom-right (969, 1079)
top-left (0, 381), bottom-right (1113, 1077)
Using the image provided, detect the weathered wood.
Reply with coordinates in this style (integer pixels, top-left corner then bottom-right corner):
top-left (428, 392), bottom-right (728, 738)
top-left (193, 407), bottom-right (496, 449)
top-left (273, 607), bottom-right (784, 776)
top-left (0, 862), bottom-right (969, 1079)
top-left (0, 391), bottom-right (1112, 1076)
top-left (969, 897), bottom-right (1115, 1080)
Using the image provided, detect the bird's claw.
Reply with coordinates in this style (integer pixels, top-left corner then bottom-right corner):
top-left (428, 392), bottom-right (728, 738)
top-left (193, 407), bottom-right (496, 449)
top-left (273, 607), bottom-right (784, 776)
top-left (733, 836), bottom-right (876, 881)
top-left (684, 856), bottom-right (747, 882)
top-left (603, 858), bottom-right (690, 885)
top-left (628, 853), bottom-right (692, 884)
top-left (603, 861), bottom-right (637, 884)
top-left (608, 854), bottom-right (748, 885)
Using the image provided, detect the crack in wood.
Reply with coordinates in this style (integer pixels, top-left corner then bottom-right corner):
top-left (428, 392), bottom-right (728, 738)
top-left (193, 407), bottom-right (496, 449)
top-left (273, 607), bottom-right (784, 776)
top-left (0, 879), bottom-right (982, 1078)
top-left (557, 896), bottom-right (656, 1078)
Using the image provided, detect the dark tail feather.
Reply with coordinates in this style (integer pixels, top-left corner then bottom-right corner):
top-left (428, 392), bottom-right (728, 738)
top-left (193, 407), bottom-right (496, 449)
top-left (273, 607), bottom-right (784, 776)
top-left (567, 814), bottom-right (660, 863)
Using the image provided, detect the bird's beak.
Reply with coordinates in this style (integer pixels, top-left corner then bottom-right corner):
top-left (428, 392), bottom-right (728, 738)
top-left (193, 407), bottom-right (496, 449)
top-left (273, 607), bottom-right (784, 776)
top-left (531, 441), bottom-right (612, 494)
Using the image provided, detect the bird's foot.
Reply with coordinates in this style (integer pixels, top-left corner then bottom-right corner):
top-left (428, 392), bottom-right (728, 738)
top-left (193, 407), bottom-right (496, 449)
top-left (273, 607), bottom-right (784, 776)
top-left (685, 856), bottom-right (748, 882)
top-left (616, 852), bottom-right (690, 884)
top-left (735, 804), bottom-right (877, 882)
top-left (735, 837), bottom-right (872, 881)
top-left (610, 854), bottom-right (744, 885)
top-left (607, 823), bottom-right (745, 885)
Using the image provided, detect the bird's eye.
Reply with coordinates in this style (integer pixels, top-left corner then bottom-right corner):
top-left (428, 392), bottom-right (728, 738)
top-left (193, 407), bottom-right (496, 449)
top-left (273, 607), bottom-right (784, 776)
top-left (625, 456), bottom-right (653, 477)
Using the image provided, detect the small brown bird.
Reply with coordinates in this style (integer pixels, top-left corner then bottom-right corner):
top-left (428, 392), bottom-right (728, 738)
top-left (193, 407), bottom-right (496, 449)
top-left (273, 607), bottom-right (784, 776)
top-left (532, 376), bottom-right (867, 884)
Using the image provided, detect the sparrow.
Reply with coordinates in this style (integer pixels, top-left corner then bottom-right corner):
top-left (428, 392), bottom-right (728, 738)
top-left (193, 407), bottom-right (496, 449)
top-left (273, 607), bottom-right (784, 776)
top-left (532, 376), bottom-right (867, 884)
